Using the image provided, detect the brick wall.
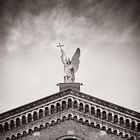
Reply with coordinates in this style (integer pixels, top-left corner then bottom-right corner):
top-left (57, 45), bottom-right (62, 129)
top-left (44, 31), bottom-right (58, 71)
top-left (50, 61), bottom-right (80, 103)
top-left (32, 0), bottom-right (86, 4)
top-left (19, 120), bottom-right (123, 140)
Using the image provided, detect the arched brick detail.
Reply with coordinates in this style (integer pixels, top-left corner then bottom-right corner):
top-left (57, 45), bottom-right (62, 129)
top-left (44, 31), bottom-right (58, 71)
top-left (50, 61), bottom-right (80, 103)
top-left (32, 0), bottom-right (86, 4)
top-left (102, 111), bottom-right (107, 120)
top-left (73, 116), bottom-right (78, 121)
top-left (113, 130), bottom-right (117, 135)
top-left (17, 133), bottom-right (22, 138)
top-left (45, 122), bottom-right (50, 128)
top-left (10, 120), bottom-right (15, 130)
top-left (125, 119), bottom-right (130, 129)
top-left (51, 120), bottom-right (55, 126)
top-left (11, 135), bottom-right (16, 140)
top-left (91, 122), bottom-right (95, 127)
top-left (137, 123), bottom-right (140, 132)
top-left (22, 130), bottom-right (27, 136)
top-left (73, 100), bottom-right (78, 109)
top-left (120, 117), bottom-right (124, 126)
top-left (33, 111), bottom-right (38, 121)
top-left (97, 109), bottom-right (101, 118)
top-left (68, 114), bottom-right (72, 119)
top-left (108, 113), bottom-right (113, 122)
top-left (6, 137), bottom-right (10, 140)
top-left (91, 106), bottom-right (95, 116)
top-left (22, 115), bottom-right (26, 125)
top-left (28, 113), bottom-right (32, 123)
top-left (85, 120), bottom-right (89, 125)
top-left (79, 118), bottom-right (84, 123)
top-left (124, 133), bottom-right (129, 139)
top-left (57, 118), bottom-right (61, 124)
top-left (119, 132), bottom-right (123, 137)
top-left (4, 122), bottom-right (9, 132)
top-left (85, 104), bottom-right (89, 113)
top-left (28, 128), bottom-right (33, 135)
top-left (114, 114), bottom-right (118, 124)
top-left (62, 116), bottom-right (66, 121)
top-left (79, 102), bottom-right (84, 112)
top-left (57, 135), bottom-right (83, 140)
top-left (50, 105), bottom-right (55, 114)
top-left (16, 118), bottom-right (20, 127)
top-left (108, 128), bottom-right (112, 134)
top-left (39, 109), bottom-right (44, 119)
top-left (68, 98), bottom-right (72, 108)
top-left (0, 124), bottom-right (3, 133)
top-left (56, 103), bottom-right (61, 112)
top-left (34, 126), bottom-right (39, 132)
top-left (131, 121), bottom-right (136, 131)
top-left (130, 136), bottom-right (135, 140)
top-left (96, 123), bottom-right (101, 129)
top-left (62, 101), bottom-right (66, 110)
top-left (102, 125), bottom-right (107, 131)
top-left (40, 124), bottom-right (44, 130)
top-left (45, 107), bottom-right (49, 116)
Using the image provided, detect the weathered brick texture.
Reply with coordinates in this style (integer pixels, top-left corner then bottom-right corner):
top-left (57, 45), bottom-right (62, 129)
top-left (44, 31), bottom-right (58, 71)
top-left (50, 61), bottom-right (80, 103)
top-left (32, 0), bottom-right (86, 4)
top-left (19, 120), bottom-right (123, 140)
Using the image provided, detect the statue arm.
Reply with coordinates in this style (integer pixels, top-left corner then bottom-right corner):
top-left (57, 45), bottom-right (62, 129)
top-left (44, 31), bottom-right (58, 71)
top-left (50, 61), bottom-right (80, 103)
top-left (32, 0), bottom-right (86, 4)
top-left (61, 55), bottom-right (66, 65)
top-left (60, 47), bottom-right (67, 65)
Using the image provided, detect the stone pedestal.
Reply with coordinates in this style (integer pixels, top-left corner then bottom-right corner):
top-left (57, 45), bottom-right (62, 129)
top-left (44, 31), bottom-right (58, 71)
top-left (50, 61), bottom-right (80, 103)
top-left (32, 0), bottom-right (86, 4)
top-left (57, 83), bottom-right (81, 92)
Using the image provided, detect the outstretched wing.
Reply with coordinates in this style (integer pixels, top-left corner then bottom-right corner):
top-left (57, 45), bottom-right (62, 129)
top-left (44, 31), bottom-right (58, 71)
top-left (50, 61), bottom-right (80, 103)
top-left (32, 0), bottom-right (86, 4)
top-left (72, 48), bottom-right (80, 72)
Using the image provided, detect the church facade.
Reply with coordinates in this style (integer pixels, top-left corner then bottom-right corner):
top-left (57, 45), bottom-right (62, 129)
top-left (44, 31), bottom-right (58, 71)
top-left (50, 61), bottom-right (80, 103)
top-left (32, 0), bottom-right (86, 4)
top-left (0, 83), bottom-right (140, 140)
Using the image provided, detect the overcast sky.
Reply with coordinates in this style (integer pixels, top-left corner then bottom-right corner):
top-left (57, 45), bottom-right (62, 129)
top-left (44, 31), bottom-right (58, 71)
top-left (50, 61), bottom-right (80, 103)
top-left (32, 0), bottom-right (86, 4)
top-left (0, 0), bottom-right (140, 113)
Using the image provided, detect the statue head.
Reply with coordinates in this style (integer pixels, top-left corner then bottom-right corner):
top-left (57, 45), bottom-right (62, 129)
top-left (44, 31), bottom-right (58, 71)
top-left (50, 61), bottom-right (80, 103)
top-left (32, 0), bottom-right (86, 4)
top-left (67, 58), bottom-right (71, 65)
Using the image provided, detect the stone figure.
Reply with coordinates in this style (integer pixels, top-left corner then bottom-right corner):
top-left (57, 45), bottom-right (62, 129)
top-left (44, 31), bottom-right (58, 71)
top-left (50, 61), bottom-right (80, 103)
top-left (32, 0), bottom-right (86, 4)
top-left (57, 43), bottom-right (80, 83)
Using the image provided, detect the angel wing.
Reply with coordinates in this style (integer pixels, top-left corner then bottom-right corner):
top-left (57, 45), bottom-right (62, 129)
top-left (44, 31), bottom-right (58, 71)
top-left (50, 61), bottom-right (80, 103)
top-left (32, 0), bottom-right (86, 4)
top-left (72, 48), bottom-right (80, 73)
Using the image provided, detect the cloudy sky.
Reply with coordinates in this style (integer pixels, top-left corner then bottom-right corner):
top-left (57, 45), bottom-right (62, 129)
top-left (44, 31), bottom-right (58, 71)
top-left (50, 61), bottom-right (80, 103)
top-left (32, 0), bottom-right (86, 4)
top-left (0, 0), bottom-right (140, 113)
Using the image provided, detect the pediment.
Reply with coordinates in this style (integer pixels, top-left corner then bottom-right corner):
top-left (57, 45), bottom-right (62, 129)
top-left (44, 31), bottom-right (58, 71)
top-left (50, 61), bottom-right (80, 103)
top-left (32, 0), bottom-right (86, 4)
top-left (0, 84), bottom-right (140, 140)
top-left (0, 87), bottom-right (140, 121)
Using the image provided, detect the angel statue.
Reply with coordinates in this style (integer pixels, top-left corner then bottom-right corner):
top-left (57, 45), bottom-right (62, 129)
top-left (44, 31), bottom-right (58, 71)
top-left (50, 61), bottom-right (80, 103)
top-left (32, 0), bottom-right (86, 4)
top-left (57, 43), bottom-right (80, 83)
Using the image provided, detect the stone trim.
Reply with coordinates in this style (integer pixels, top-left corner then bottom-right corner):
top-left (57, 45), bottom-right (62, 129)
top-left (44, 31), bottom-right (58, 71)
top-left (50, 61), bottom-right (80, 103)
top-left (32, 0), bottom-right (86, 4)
top-left (56, 135), bottom-right (84, 140)
top-left (3, 114), bottom-right (137, 140)
top-left (0, 88), bottom-right (140, 121)
top-left (71, 90), bottom-right (140, 119)
top-left (0, 90), bottom-right (69, 120)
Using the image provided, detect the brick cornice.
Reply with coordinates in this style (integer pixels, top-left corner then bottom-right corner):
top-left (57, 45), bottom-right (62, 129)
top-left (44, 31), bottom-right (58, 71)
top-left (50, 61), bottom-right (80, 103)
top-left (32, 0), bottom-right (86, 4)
top-left (1, 109), bottom-right (139, 140)
top-left (0, 88), bottom-right (140, 121)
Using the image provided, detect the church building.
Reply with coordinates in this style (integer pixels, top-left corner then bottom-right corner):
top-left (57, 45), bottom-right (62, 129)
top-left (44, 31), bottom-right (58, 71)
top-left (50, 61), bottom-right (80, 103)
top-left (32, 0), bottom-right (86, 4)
top-left (0, 82), bottom-right (140, 140)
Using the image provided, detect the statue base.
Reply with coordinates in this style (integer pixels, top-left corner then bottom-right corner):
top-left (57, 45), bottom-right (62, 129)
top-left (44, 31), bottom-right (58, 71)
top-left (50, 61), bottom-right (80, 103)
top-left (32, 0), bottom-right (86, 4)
top-left (57, 83), bottom-right (82, 92)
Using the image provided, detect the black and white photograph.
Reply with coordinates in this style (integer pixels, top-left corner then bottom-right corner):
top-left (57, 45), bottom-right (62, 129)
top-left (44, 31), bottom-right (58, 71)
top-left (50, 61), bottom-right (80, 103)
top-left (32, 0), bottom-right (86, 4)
top-left (0, 0), bottom-right (140, 140)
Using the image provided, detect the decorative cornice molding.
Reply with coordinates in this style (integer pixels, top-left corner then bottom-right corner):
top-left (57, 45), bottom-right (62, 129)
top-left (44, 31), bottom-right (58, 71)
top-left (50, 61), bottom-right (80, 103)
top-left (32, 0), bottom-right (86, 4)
top-left (2, 110), bottom-right (138, 140)
top-left (70, 90), bottom-right (140, 119)
top-left (0, 88), bottom-right (140, 121)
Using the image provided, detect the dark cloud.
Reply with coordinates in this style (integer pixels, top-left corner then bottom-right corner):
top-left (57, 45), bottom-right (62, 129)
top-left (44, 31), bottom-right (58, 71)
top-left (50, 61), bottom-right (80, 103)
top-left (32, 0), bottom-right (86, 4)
top-left (1, 0), bottom-right (140, 25)
top-left (0, 0), bottom-right (140, 53)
